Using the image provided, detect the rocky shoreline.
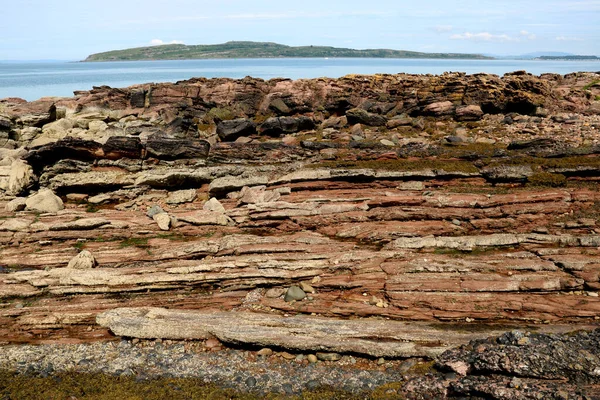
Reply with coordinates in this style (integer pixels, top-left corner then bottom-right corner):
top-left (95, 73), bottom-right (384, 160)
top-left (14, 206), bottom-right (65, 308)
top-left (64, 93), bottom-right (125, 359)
top-left (1, 70), bottom-right (600, 398)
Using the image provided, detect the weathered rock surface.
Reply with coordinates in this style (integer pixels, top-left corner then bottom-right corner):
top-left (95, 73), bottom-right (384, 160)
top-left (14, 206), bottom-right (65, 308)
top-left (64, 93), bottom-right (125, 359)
top-left (1, 71), bottom-right (600, 397)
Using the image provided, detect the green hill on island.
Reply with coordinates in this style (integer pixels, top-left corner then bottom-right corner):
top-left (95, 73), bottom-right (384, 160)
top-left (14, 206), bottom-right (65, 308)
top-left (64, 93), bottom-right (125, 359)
top-left (83, 41), bottom-right (492, 62)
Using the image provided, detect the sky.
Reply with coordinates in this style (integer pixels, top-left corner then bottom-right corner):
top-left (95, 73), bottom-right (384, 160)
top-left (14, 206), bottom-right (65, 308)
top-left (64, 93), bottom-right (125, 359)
top-left (0, 0), bottom-right (599, 60)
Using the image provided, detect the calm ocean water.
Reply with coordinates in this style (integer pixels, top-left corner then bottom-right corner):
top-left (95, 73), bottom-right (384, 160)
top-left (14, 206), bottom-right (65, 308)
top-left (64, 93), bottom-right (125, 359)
top-left (0, 58), bottom-right (599, 102)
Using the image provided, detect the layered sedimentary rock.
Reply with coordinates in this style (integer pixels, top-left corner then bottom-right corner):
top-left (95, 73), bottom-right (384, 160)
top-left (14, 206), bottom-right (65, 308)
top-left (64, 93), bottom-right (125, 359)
top-left (1, 71), bottom-right (600, 397)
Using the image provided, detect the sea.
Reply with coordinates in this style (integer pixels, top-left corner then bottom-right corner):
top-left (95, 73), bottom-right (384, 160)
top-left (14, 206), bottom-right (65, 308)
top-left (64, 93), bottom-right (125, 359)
top-left (0, 58), bottom-right (599, 102)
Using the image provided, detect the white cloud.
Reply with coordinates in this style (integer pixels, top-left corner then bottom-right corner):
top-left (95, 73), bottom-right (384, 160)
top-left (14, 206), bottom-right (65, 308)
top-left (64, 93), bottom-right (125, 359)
top-left (450, 32), bottom-right (514, 41)
top-left (555, 36), bottom-right (584, 41)
top-left (435, 25), bottom-right (453, 33)
top-left (519, 30), bottom-right (536, 40)
top-left (150, 39), bottom-right (184, 46)
top-left (450, 31), bottom-right (537, 42)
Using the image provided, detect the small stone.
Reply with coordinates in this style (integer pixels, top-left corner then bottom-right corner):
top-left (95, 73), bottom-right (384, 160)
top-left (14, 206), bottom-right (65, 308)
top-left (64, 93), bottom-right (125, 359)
top-left (380, 139), bottom-right (395, 147)
top-left (257, 348), bottom-right (273, 357)
top-left (204, 338), bottom-right (221, 349)
top-left (451, 219), bottom-right (461, 226)
top-left (299, 281), bottom-right (316, 294)
top-left (67, 250), bottom-right (97, 269)
top-left (153, 213), bottom-right (171, 231)
top-left (377, 358), bottom-right (386, 365)
top-left (284, 286), bottom-right (306, 302)
top-left (307, 354), bottom-right (318, 363)
top-left (245, 376), bottom-right (257, 388)
top-left (279, 352), bottom-right (295, 360)
top-left (316, 352), bottom-right (342, 362)
top-left (203, 197), bottom-right (225, 213)
top-left (517, 337), bottom-right (530, 346)
top-left (146, 205), bottom-right (164, 218)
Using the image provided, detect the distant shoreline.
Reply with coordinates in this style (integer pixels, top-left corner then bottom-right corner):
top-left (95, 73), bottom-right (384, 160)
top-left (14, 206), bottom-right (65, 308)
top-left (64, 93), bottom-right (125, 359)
top-left (82, 41), bottom-right (493, 62)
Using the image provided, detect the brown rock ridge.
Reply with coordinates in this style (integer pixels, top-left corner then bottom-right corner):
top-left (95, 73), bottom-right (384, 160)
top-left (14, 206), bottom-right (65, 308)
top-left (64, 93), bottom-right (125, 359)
top-left (1, 71), bottom-right (600, 396)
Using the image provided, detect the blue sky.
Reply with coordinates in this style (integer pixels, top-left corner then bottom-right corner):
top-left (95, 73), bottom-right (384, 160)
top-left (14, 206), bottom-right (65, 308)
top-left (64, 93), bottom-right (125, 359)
top-left (1, 0), bottom-right (599, 60)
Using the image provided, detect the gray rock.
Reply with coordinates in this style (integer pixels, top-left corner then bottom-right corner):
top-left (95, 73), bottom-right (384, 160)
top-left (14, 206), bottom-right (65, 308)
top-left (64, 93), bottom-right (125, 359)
top-left (346, 108), bottom-right (387, 126)
top-left (5, 197), bottom-right (27, 212)
top-left (258, 116), bottom-right (315, 136)
top-left (67, 250), bottom-right (97, 269)
top-left (216, 119), bottom-right (257, 141)
top-left (146, 205), bottom-right (165, 218)
top-left (165, 189), bottom-right (197, 205)
top-left (25, 188), bottom-right (64, 213)
top-left (284, 286), bottom-right (306, 302)
top-left (380, 139), bottom-right (395, 147)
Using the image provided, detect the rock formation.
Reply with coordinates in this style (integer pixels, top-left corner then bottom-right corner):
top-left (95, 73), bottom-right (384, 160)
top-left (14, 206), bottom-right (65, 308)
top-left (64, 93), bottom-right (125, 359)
top-left (1, 70), bottom-right (600, 397)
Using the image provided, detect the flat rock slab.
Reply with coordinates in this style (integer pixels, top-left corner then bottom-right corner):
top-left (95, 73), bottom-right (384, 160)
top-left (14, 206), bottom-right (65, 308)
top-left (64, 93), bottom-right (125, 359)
top-left (96, 307), bottom-right (591, 358)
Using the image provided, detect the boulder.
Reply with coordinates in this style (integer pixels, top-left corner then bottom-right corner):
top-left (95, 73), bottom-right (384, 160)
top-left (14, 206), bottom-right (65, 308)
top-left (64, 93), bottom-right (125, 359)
top-left (6, 159), bottom-right (35, 196)
top-left (422, 101), bottom-right (454, 116)
top-left (216, 119), bottom-right (257, 141)
top-left (25, 188), bottom-right (64, 213)
top-left (455, 105), bottom-right (483, 121)
top-left (258, 116), bottom-right (315, 136)
top-left (345, 108), bottom-right (387, 126)
top-left (67, 250), bottom-right (97, 269)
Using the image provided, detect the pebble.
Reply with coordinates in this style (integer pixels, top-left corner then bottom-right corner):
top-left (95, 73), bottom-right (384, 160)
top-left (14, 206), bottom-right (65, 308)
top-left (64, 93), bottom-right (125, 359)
top-left (299, 281), bottom-right (316, 294)
top-left (245, 376), bottom-right (257, 387)
top-left (284, 286), bottom-right (306, 302)
top-left (316, 352), bottom-right (342, 362)
top-left (257, 348), bottom-right (273, 357)
top-left (307, 354), bottom-right (318, 363)
top-left (279, 352), bottom-right (296, 360)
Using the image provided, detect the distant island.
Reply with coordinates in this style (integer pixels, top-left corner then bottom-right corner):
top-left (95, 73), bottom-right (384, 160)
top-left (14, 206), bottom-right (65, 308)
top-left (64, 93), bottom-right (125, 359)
top-left (83, 41), bottom-right (493, 62)
top-left (535, 55), bottom-right (600, 61)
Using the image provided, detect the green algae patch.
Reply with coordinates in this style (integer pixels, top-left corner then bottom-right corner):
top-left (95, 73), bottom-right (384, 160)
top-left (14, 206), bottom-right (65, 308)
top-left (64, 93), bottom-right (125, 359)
top-left (312, 159), bottom-right (479, 174)
top-left (0, 371), bottom-right (404, 400)
top-left (527, 172), bottom-right (567, 187)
